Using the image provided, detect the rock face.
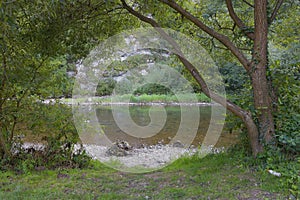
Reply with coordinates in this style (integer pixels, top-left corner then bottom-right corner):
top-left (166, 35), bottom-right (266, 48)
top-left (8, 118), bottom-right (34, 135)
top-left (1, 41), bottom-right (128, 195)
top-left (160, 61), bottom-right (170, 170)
top-left (105, 140), bottom-right (132, 157)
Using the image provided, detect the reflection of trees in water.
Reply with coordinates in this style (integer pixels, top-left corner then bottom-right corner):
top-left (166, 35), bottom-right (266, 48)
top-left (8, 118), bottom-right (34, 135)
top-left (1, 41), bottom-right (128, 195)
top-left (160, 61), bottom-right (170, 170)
top-left (95, 105), bottom-right (216, 147)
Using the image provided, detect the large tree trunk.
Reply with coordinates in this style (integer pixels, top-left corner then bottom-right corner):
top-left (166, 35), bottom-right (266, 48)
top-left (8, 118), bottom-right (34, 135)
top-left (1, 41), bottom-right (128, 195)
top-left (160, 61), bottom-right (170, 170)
top-left (178, 57), bottom-right (263, 156)
top-left (251, 0), bottom-right (275, 143)
top-left (121, 0), bottom-right (264, 156)
top-left (121, 0), bottom-right (280, 156)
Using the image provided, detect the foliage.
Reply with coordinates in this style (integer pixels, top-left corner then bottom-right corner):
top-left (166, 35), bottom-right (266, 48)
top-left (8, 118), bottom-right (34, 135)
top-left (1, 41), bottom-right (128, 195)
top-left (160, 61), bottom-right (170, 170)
top-left (226, 40), bottom-right (300, 196)
top-left (1, 141), bottom-right (90, 174)
top-left (226, 40), bottom-right (299, 197)
top-left (269, 43), bottom-right (300, 156)
top-left (0, 103), bottom-right (91, 172)
top-left (0, 0), bottom-right (136, 164)
top-left (248, 146), bottom-right (300, 198)
top-left (108, 93), bottom-right (210, 103)
top-left (133, 83), bottom-right (172, 95)
top-left (96, 78), bottom-right (116, 96)
top-left (230, 126), bottom-right (299, 198)
top-left (218, 62), bottom-right (248, 94)
top-left (120, 0), bottom-right (300, 158)
top-left (0, 1), bottom-right (298, 193)
top-left (275, 113), bottom-right (300, 155)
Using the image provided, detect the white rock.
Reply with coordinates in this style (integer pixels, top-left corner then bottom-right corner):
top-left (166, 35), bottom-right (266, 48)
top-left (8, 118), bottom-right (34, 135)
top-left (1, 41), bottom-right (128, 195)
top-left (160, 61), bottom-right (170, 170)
top-left (268, 170), bottom-right (281, 177)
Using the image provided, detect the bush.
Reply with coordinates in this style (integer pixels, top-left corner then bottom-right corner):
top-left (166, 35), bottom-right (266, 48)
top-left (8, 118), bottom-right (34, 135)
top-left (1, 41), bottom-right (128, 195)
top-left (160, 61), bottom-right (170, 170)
top-left (0, 103), bottom-right (91, 173)
top-left (275, 113), bottom-right (300, 156)
top-left (219, 62), bottom-right (248, 94)
top-left (255, 146), bottom-right (299, 198)
top-left (226, 43), bottom-right (300, 198)
top-left (0, 139), bottom-right (91, 173)
top-left (133, 83), bottom-right (172, 95)
top-left (96, 78), bottom-right (116, 96)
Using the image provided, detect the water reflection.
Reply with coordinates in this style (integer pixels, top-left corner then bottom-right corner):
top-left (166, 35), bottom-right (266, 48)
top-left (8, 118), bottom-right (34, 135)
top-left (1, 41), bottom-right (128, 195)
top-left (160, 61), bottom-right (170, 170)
top-left (95, 105), bottom-right (237, 147)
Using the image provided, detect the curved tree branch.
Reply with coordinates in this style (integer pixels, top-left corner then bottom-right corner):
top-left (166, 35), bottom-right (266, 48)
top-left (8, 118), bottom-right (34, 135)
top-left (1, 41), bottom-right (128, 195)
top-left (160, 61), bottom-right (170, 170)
top-left (121, 0), bottom-right (262, 156)
top-left (121, 0), bottom-right (238, 110)
top-left (269, 0), bottom-right (284, 25)
top-left (159, 0), bottom-right (251, 72)
top-left (241, 0), bottom-right (254, 8)
top-left (225, 0), bottom-right (255, 40)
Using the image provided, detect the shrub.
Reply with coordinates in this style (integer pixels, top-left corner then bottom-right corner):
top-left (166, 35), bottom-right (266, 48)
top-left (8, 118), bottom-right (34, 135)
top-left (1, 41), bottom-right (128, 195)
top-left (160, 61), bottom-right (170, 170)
top-left (0, 103), bottom-right (91, 173)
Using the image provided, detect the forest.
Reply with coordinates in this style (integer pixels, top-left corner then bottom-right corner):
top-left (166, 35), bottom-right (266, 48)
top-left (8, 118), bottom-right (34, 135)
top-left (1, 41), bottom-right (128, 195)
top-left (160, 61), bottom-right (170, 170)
top-left (0, 0), bottom-right (299, 199)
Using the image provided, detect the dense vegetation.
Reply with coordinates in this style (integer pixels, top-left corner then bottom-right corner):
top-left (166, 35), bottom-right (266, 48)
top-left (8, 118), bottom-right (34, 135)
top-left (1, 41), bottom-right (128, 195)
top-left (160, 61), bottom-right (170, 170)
top-left (0, 0), bottom-right (299, 198)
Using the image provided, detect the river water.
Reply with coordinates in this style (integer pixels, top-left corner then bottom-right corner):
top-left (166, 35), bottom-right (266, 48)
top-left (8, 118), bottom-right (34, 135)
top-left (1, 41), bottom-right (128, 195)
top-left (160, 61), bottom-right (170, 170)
top-left (86, 105), bottom-right (239, 148)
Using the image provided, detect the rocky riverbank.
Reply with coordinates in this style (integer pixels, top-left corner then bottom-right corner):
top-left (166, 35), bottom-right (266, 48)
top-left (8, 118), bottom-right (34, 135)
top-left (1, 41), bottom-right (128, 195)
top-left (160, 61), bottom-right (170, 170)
top-left (84, 144), bottom-right (197, 169)
top-left (22, 142), bottom-right (225, 170)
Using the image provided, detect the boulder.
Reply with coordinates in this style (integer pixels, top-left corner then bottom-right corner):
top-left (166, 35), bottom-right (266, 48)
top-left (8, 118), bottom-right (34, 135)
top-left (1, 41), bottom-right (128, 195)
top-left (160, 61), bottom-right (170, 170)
top-left (115, 140), bottom-right (132, 150)
top-left (106, 140), bottom-right (132, 157)
top-left (172, 141), bottom-right (184, 148)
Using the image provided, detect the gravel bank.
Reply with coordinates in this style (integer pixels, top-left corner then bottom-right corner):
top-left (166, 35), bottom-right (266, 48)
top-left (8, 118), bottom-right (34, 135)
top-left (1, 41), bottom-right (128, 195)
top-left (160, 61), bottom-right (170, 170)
top-left (83, 144), bottom-right (197, 169)
top-left (22, 142), bottom-right (224, 171)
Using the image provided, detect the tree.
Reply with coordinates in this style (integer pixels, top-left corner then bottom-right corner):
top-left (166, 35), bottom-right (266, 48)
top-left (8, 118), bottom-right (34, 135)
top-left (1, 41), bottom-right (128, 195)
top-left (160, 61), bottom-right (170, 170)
top-left (0, 0), bottom-right (71, 158)
top-left (119, 0), bottom-right (293, 156)
top-left (1, 0), bottom-right (296, 159)
top-left (0, 0), bottom-right (132, 160)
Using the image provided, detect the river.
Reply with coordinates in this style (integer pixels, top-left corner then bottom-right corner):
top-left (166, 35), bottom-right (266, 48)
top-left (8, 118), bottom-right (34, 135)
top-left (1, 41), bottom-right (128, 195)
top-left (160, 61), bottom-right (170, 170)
top-left (86, 105), bottom-right (238, 148)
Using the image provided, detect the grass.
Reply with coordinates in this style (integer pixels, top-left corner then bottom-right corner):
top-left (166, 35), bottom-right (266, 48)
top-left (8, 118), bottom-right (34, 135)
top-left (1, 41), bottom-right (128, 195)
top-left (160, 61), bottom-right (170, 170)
top-left (0, 153), bottom-right (288, 199)
top-left (61, 93), bottom-right (211, 104)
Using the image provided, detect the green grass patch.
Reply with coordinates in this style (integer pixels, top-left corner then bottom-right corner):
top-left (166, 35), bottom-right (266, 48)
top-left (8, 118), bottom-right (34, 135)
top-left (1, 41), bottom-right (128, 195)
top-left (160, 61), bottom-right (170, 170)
top-left (63, 93), bottom-right (211, 104)
top-left (0, 152), bottom-right (289, 199)
top-left (112, 93), bottom-right (210, 103)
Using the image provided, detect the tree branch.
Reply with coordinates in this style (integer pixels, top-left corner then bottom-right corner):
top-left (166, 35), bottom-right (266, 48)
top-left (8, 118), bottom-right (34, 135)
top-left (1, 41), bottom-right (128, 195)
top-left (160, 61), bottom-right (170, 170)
top-left (225, 0), bottom-right (255, 40)
top-left (269, 0), bottom-right (284, 24)
top-left (121, 0), bottom-right (257, 122)
top-left (121, 1), bottom-right (159, 27)
top-left (86, 6), bottom-right (124, 20)
top-left (9, 57), bottom-right (49, 142)
top-left (121, 0), bottom-right (262, 156)
top-left (0, 51), bottom-right (8, 111)
top-left (241, 0), bottom-right (254, 8)
top-left (213, 13), bottom-right (236, 32)
top-left (0, 127), bottom-right (11, 158)
top-left (159, 0), bottom-right (251, 72)
top-left (211, 38), bottom-right (228, 50)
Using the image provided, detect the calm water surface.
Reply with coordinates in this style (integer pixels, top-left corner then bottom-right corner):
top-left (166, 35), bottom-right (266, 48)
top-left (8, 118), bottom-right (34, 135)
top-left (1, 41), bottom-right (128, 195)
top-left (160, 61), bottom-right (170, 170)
top-left (95, 105), bottom-right (238, 147)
